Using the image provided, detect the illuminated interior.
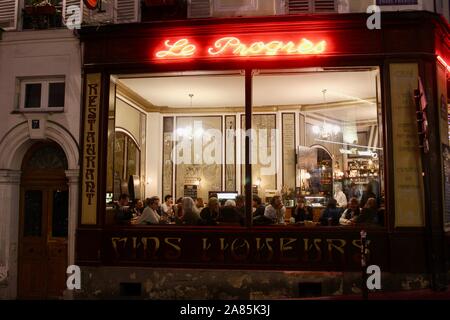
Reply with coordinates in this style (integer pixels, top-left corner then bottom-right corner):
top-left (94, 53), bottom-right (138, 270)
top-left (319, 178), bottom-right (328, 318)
top-left (107, 67), bottom-right (384, 225)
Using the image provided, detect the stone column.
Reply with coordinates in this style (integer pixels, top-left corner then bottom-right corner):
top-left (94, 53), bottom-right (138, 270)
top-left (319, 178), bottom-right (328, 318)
top-left (0, 170), bottom-right (21, 299)
top-left (65, 169), bottom-right (79, 267)
top-left (63, 169), bottom-right (79, 300)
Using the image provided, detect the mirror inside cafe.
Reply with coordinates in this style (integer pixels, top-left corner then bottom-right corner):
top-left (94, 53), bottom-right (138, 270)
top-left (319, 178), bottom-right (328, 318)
top-left (106, 67), bottom-right (385, 228)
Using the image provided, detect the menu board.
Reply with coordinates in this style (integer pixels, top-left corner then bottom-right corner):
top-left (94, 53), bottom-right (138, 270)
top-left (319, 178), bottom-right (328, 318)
top-left (443, 145), bottom-right (450, 231)
top-left (390, 63), bottom-right (425, 227)
top-left (282, 113), bottom-right (296, 190)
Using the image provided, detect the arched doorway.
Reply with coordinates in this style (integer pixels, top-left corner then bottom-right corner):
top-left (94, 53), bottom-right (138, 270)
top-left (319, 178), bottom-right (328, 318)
top-left (18, 142), bottom-right (69, 299)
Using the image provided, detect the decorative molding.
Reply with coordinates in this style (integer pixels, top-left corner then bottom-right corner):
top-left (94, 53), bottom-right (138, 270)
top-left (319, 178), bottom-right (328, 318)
top-left (65, 169), bottom-right (80, 184)
top-left (0, 265), bottom-right (7, 283)
top-left (0, 170), bottom-right (21, 185)
top-left (116, 80), bottom-right (156, 112)
top-left (0, 121), bottom-right (79, 171)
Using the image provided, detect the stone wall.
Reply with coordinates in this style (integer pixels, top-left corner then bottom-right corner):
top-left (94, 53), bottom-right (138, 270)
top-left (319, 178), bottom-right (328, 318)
top-left (72, 267), bottom-right (433, 300)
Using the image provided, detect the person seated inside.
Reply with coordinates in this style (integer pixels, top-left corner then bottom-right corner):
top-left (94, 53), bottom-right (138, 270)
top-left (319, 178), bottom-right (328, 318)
top-left (134, 199), bottom-right (144, 216)
top-left (334, 185), bottom-right (348, 208)
top-left (153, 196), bottom-right (162, 216)
top-left (319, 198), bottom-right (342, 226)
top-left (292, 197), bottom-right (313, 222)
top-left (218, 200), bottom-right (242, 225)
top-left (200, 197), bottom-right (220, 226)
top-left (264, 195), bottom-right (286, 225)
top-left (181, 197), bottom-right (202, 225)
top-left (360, 184), bottom-right (376, 209)
top-left (173, 197), bottom-right (183, 220)
top-left (339, 197), bottom-right (361, 226)
top-left (161, 194), bottom-right (174, 221)
top-left (195, 197), bottom-right (205, 210)
top-left (134, 197), bottom-right (161, 225)
top-left (114, 193), bottom-right (134, 225)
top-left (235, 195), bottom-right (245, 220)
top-left (355, 197), bottom-right (379, 226)
top-left (252, 195), bottom-right (265, 218)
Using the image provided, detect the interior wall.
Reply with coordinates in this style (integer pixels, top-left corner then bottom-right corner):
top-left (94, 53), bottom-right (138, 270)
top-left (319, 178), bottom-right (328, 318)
top-left (116, 98), bottom-right (142, 143)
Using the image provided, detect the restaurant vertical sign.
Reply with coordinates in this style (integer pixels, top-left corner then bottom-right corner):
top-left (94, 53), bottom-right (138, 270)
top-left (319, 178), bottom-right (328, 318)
top-left (81, 73), bottom-right (101, 225)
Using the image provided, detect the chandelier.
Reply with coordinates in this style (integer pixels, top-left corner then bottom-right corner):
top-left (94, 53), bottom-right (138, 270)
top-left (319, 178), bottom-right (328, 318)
top-left (312, 89), bottom-right (341, 139)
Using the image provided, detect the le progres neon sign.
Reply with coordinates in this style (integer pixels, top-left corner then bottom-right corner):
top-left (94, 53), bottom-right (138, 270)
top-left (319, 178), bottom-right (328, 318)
top-left (155, 37), bottom-right (327, 59)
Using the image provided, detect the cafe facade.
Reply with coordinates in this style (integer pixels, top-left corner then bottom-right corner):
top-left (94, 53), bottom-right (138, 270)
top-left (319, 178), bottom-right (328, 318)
top-left (75, 11), bottom-right (450, 298)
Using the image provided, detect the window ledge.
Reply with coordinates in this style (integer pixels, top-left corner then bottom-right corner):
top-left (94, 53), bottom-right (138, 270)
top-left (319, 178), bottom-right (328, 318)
top-left (12, 108), bottom-right (64, 115)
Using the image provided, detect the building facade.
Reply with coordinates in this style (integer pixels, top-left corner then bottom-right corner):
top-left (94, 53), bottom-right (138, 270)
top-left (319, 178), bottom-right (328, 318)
top-left (74, 4), bottom-right (450, 299)
top-left (0, 1), bottom-right (81, 299)
top-left (0, 0), bottom-right (448, 299)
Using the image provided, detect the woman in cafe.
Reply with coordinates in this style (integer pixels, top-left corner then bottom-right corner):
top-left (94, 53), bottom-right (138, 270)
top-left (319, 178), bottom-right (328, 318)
top-left (292, 197), bottom-right (313, 222)
top-left (319, 198), bottom-right (342, 226)
top-left (355, 197), bottom-right (379, 226)
top-left (200, 197), bottom-right (220, 226)
top-left (180, 197), bottom-right (202, 225)
top-left (264, 195), bottom-right (286, 225)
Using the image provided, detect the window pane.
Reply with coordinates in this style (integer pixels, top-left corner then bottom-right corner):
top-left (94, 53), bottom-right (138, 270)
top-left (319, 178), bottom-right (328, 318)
top-left (24, 83), bottom-right (42, 108)
top-left (241, 114), bottom-right (277, 200)
top-left (52, 190), bottom-right (68, 237)
top-left (253, 68), bottom-right (384, 227)
top-left (48, 82), bottom-right (65, 108)
top-left (24, 190), bottom-right (43, 237)
top-left (175, 116), bottom-right (223, 200)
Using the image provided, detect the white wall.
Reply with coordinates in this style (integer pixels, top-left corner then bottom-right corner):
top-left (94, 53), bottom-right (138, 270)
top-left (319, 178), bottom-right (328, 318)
top-left (0, 29), bottom-right (81, 299)
top-left (0, 29), bottom-right (81, 144)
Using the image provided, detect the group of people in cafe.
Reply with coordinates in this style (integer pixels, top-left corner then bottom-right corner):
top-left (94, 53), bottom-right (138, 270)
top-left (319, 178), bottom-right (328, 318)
top-left (114, 183), bottom-right (383, 227)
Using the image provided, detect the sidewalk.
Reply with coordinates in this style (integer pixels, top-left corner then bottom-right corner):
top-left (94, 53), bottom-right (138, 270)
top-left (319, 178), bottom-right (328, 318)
top-left (304, 288), bottom-right (450, 300)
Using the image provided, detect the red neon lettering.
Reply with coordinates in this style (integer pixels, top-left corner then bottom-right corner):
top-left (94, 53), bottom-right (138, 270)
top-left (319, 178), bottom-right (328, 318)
top-left (208, 37), bottom-right (326, 56)
top-left (156, 39), bottom-right (197, 58)
top-left (155, 37), bottom-right (327, 59)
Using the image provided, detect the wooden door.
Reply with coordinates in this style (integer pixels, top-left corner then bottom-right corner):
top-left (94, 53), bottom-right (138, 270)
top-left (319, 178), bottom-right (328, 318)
top-left (18, 143), bottom-right (69, 299)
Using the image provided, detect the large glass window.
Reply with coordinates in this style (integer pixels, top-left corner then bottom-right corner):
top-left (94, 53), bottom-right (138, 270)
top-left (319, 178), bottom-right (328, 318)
top-left (106, 67), bottom-right (385, 228)
top-left (252, 68), bottom-right (384, 227)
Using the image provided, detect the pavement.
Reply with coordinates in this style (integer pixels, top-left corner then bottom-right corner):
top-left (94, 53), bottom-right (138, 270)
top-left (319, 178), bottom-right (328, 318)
top-left (303, 288), bottom-right (450, 300)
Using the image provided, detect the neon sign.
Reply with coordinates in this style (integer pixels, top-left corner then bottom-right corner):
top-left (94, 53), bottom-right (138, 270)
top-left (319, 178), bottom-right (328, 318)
top-left (155, 37), bottom-right (327, 59)
top-left (208, 37), bottom-right (326, 56)
top-left (155, 39), bottom-right (197, 58)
